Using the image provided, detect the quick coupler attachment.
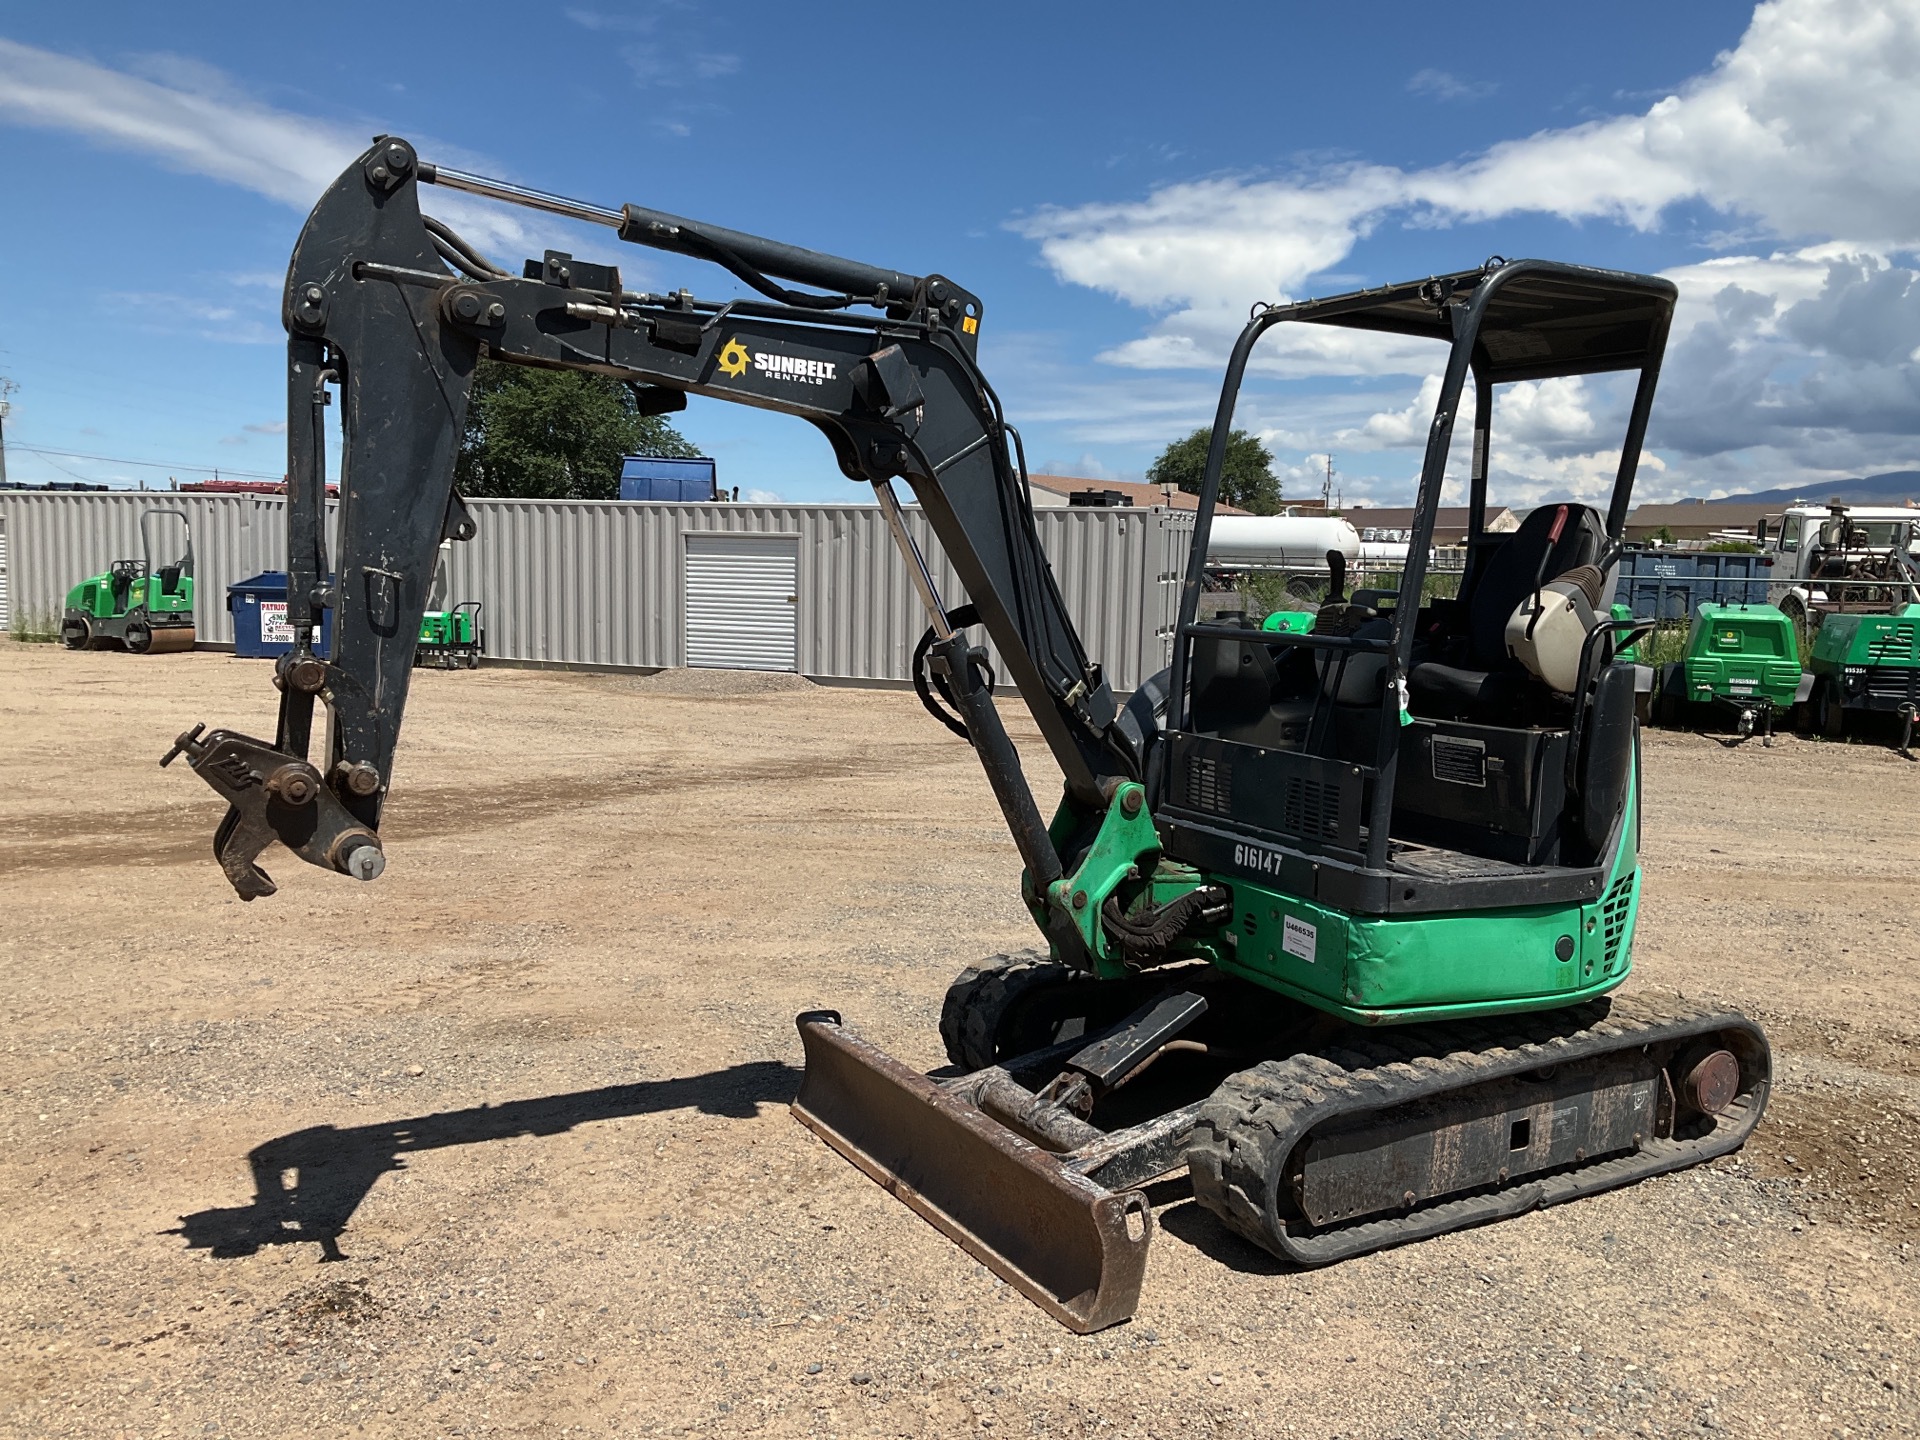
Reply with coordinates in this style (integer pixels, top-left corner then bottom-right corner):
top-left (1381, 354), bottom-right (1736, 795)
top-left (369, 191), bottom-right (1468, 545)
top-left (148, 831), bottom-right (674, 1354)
top-left (790, 1011), bottom-right (1152, 1334)
top-left (161, 725), bottom-right (385, 901)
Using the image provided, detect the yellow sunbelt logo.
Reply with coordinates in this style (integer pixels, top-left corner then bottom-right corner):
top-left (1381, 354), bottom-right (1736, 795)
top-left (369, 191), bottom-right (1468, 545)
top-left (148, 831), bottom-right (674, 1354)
top-left (715, 337), bottom-right (837, 386)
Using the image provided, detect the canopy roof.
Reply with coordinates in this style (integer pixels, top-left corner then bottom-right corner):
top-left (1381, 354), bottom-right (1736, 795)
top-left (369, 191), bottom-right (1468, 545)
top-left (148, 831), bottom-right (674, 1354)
top-left (1276, 260), bottom-right (1677, 383)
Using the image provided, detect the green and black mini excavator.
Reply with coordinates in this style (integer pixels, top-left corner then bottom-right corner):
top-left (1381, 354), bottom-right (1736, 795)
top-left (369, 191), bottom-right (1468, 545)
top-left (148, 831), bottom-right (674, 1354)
top-left (166, 139), bottom-right (1770, 1332)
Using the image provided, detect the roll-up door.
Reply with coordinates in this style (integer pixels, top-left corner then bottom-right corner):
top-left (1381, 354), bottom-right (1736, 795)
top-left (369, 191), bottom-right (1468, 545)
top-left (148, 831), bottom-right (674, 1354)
top-left (683, 532), bottom-right (799, 670)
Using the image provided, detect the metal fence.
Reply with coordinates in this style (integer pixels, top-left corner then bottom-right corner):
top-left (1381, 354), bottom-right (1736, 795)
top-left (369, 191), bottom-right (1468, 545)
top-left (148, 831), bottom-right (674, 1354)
top-left (0, 491), bottom-right (1192, 690)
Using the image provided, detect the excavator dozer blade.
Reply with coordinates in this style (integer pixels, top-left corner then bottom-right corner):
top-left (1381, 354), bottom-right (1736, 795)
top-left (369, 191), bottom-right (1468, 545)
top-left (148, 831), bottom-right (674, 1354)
top-left (791, 1011), bottom-right (1151, 1334)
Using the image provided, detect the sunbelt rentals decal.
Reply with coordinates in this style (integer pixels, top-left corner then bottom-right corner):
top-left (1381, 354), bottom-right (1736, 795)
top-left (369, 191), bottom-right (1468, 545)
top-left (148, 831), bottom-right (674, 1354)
top-left (717, 337), bottom-right (837, 386)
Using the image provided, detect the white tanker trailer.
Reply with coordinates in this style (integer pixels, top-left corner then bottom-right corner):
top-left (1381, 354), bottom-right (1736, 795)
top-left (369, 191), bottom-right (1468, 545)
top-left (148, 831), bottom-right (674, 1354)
top-left (1203, 516), bottom-right (1417, 598)
top-left (1205, 515), bottom-right (1362, 572)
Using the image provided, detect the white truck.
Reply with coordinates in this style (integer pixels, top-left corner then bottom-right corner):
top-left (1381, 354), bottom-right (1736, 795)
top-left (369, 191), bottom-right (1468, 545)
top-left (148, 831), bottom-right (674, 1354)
top-left (1758, 502), bottom-right (1920, 624)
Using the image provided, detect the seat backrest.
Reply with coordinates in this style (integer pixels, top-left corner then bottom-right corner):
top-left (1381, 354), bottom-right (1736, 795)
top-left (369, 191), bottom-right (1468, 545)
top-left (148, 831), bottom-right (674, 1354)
top-left (1465, 504), bottom-right (1609, 669)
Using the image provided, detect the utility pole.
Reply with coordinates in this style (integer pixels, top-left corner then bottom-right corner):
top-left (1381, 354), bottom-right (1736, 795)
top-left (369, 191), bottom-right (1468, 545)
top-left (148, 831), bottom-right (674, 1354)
top-left (0, 376), bottom-right (15, 487)
top-left (1322, 453), bottom-right (1335, 511)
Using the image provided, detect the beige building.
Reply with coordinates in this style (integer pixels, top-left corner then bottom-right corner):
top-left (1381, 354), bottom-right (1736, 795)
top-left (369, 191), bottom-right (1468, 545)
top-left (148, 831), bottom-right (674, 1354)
top-left (1024, 474), bottom-right (1249, 514)
top-left (1623, 500), bottom-right (1780, 543)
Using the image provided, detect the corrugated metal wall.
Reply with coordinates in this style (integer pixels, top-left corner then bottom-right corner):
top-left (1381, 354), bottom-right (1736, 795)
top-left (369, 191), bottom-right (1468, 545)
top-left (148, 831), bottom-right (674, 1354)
top-left (0, 492), bottom-right (1189, 689)
top-left (0, 492), bottom-right (339, 645)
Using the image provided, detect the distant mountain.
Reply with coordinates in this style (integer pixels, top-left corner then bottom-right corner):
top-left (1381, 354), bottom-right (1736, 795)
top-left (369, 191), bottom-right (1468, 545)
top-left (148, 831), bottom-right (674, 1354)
top-left (1694, 471), bottom-right (1920, 506)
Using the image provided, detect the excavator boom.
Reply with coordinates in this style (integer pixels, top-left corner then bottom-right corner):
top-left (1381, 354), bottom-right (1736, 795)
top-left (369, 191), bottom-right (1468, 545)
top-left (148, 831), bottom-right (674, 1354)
top-left (165, 136), bottom-right (1135, 921)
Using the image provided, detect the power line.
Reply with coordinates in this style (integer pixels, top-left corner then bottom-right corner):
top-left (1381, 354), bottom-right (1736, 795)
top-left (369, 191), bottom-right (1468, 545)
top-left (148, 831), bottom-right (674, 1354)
top-left (7, 441), bottom-right (286, 481)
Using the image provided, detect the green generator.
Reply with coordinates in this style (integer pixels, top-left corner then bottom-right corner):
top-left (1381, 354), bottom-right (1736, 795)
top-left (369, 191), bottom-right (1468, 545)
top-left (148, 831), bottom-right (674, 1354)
top-left (1806, 603), bottom-right (1920, 753)
top-left (61, 510), bottom-right (197, 654)
top-left (1610, 602), bottom-right (1642, 662)
top-left (414, 601), bottom-right (483, 669)
top-left (1653, 602), bottom-right (1804, 744)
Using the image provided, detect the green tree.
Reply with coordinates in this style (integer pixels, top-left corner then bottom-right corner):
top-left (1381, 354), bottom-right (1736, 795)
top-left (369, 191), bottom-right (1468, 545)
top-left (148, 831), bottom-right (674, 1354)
top-left (455, 359), bottom-right (698, 499)
top-left (1145, 427), bottom-right (1280, 514)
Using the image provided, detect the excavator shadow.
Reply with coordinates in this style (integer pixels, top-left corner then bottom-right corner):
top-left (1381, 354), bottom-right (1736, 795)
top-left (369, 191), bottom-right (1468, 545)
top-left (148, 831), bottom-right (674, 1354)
top-left (1142, 1178), bottom-right (1296, 1277)
top-left (169, 1060), bottom-right (800, 1262)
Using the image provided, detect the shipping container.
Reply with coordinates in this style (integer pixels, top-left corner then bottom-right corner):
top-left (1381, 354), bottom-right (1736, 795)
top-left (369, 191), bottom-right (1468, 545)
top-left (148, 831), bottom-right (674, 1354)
top-left (0, 492), bottom-right (1189, 692)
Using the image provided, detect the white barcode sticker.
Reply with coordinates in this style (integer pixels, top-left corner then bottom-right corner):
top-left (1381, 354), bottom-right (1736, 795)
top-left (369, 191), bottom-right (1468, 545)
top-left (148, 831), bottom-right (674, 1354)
top-left (1282, 915), bottom-right (1318, 964)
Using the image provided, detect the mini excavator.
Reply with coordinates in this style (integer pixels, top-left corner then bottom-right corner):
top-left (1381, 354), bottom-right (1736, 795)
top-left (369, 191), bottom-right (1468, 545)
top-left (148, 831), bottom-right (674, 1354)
top-left (164, 139), bottom-right (1770, 1332)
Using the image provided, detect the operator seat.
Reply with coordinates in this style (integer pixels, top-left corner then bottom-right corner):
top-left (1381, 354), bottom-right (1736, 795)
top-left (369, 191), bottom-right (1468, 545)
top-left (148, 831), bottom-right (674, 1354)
top-left (1410, 503), bottom-right (1610, 722)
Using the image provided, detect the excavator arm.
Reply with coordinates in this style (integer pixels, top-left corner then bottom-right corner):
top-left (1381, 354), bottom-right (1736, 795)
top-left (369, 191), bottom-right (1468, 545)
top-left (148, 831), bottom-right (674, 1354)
top-left (165, 137), bottom-right (1140, 947)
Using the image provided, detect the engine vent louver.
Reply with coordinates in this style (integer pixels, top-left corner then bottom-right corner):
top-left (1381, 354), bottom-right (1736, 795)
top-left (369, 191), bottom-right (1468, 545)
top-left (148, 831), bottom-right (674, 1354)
top-left (1281, 778), bottom-right (1344, 842)
top-left (1183, 753), bottom-right (1233, 815)
top-left (1600, 874), bottom-right (1635, 970)
top-left (1867, 623), bottom-right (1917, 664)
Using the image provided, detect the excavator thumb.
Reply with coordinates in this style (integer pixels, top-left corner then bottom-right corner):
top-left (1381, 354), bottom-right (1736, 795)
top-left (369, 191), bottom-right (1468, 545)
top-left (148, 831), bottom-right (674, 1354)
top-left (791, 1011), bottom-right (1152, 1333)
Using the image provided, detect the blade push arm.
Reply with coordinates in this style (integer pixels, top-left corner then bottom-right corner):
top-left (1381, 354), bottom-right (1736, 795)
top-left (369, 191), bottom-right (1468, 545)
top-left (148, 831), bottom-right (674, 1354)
top-left (170, 138), bottom-right (1138, 931)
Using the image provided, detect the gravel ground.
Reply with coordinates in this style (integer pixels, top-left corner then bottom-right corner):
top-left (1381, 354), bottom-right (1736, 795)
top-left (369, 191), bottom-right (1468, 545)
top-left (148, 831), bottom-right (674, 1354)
top-left (1, 638), bottom-right (1916, 1439)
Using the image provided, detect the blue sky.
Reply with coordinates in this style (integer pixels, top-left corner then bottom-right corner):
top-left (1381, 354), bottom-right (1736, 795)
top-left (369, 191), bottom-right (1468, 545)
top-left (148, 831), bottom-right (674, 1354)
top-left (2, 0), bottom-right (1916, 509)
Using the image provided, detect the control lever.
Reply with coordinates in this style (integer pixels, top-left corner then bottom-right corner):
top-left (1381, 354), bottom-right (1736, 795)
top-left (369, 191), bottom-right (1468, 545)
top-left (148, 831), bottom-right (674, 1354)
top-left (161, 726), bottom-right (385, 900)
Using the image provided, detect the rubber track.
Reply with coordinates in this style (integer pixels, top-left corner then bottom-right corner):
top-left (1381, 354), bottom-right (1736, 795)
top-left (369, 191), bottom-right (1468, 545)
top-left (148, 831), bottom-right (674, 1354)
top-left (1186, 994), bottom-right (1770, 1265)
top-left (938, 952), bottom-right (1071, 1072)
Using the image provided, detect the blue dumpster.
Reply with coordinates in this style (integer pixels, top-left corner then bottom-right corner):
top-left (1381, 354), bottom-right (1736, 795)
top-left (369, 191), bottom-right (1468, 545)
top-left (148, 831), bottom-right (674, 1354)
top-left (619, 455), bottom-right (718, 501)
top-left (227, 572), bottom-right (334, 659)
top-left (1614, 551), bottom-right (1774, 619)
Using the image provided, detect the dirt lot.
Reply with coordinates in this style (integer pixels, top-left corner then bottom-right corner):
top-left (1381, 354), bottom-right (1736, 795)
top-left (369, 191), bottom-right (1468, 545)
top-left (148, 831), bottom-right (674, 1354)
top-left (2, 637), bottom-right (1917, 1440)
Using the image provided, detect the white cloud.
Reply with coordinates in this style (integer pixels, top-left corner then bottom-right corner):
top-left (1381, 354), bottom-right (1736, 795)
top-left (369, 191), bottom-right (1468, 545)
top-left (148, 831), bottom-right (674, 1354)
top-left (1013, 0), bottom-right (1920, 500)
top-left (0, 38), bottom-right (361, 209)
top-left (0, 38), bottom-right (549, 256)
top-left (1407, 69), bottom-right (1497, 102)
top-left (1017, 0), bottom-right (1920, 371)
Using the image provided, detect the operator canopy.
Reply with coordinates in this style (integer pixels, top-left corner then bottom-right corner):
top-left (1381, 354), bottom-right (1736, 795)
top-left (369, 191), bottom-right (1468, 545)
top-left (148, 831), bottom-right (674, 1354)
top-left (1281, 263), bottom-right (1676, 381)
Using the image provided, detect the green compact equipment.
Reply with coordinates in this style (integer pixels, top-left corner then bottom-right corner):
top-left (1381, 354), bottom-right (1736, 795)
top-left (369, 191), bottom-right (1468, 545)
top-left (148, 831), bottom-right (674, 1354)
top-left (1653, 602), bottom-right (1805, 744)
top-left (61, 510), bottom-right (197, 654)
top-left (1805, 603), bottom-right (1920, 754)
top-left (1259, 609), bottom-right (1314, 635)
top-left (164, 144), bottom-right (1774, 1337)
top-left (1609, 603), bottom-right (1642, 662)
top-left (415, 602), bottom-right (484, 670)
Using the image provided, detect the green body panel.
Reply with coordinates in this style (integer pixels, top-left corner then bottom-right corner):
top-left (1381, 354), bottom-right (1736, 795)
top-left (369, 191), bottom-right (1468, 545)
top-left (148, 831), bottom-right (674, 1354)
top-left (1212, 873), bottom-right (1636, 1024)
top-left (1680, 603), bottom-right (1801, 707)
top-left (418, 610), bottom-right (476, 645)
top-left (1036, 750), bottom-right (1642, 1025)
top-left (1808, 604), bottom-right (1920, 674)
top-left (1608, 603), bottom-right (1640, 662)
top-left (1260, 610), bottom-right (1314, 635)
top-left (64, 571), bottom-right (195, 621)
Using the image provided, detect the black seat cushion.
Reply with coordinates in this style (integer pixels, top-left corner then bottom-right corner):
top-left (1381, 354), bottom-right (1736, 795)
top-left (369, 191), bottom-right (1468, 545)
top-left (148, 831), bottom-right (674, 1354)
top-left (1408, 661), bottom-right (1530, 722)
top-left (1462, 503), bottom-right (1609, 670)
top-left (1410, 503), bottom-right (1611, 725)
